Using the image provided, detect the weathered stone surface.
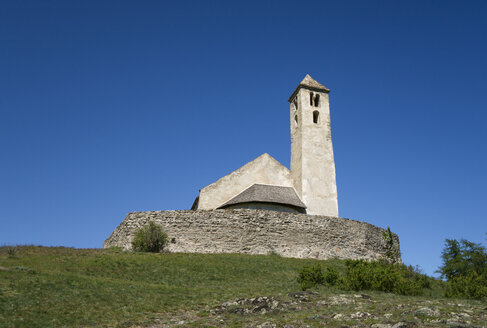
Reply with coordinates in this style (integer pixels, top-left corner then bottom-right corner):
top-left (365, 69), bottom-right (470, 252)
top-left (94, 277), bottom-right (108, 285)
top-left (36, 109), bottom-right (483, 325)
top-left (392, 323), bottom-right (415, 328)
top-left (103, 209), bottom-right (400, 262)
top-left (371, 324), bottom-right (392, 328)
top-left (148, 291), bottom-right (486, 327)
top-left (414, 307), bottom-right (440, 317)
top-left (212, 296), bottom-right (290, 315)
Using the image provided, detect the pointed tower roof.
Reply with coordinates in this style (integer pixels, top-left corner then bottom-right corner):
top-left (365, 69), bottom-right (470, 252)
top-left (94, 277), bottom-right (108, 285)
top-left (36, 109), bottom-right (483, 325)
top-left (288, 74), bottom-right (330, 102)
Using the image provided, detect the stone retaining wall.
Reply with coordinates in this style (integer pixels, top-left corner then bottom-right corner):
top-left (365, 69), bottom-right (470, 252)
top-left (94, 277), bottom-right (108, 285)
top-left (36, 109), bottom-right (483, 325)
top-left (103, 209), bottom-right (400, 262)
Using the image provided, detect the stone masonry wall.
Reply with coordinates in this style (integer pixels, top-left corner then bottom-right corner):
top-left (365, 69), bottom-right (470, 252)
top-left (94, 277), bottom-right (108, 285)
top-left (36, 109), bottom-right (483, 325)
top-left (103, 209), bottom-right (400, 262)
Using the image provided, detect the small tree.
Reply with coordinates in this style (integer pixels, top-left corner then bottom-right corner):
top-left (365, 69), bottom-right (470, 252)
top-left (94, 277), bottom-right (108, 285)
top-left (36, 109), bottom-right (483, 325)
top-left (439, 238), bottom-right (486, 280)
top-left (438, 237), bottom-right (487, 299)
top-left (131, 221), bottom-right (168, 253)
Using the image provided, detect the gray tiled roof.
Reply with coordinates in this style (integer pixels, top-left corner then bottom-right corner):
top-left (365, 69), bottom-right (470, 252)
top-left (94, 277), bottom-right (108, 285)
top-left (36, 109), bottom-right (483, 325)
top-left (288, 74), bottom-right (330, 102)
top-left (218, 184), bottom-right (306, 209)
top-left (300, 74), bottom-right (330, 92)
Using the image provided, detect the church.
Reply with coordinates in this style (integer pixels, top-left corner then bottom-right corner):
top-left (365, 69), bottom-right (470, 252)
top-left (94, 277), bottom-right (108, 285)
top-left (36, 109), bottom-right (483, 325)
top-left (191, 75), bottom-right (339, 217)
top-left (105, 75), bottom-right (400, 262)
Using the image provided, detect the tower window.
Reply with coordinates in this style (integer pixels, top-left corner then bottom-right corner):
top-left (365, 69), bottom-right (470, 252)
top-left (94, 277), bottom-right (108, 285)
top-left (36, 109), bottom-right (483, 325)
top-left (314, 94), bottom-right (320, 107)
top-left (295, 114), bottom-right (298, 125)
top-left (293, 99), bottom-right (298, 111)
top-left (310, 92), bottom-right (314, 106)
top-left (313, 110), bottom-right (320, 124)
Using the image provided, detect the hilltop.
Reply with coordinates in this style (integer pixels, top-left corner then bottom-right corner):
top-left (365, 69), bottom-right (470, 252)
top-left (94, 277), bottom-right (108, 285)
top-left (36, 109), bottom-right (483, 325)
top-left (0, 246), bottom-right (485, 327)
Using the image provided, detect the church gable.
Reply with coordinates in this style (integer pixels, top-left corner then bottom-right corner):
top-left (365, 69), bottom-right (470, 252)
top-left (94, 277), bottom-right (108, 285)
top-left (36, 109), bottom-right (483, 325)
top-left (197, 153), bottom-right (294, 210)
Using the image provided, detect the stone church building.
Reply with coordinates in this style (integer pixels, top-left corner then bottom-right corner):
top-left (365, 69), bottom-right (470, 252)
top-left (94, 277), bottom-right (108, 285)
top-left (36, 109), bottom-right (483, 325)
top-left (104, 75), bottom-right (401, 262)
top-left (191, 75), bottom-right (338, 217)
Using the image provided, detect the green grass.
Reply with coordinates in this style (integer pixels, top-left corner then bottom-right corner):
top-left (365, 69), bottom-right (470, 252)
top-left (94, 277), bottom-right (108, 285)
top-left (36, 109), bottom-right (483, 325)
top-left (0, 246), bottom-right (335, 327)
top-left (0, 246), bottom-right (484, 328)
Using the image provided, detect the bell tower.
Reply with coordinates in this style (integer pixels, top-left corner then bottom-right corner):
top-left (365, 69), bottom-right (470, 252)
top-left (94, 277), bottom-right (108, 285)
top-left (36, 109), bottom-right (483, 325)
top-left (289, 75), bottom-right (338, 216)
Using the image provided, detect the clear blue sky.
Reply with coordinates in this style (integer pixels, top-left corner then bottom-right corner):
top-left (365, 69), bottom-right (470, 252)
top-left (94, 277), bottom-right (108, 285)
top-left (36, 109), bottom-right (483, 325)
top-left (1, 1), bottom-right (486, 276)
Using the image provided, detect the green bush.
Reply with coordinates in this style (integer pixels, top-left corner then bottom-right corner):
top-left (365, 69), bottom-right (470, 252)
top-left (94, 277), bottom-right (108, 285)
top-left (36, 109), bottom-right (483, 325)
top-left (445, 271), bottom-right (487, 299)
top-left (342, 260), bottom-right (372, 291)
top-left (409, 265), bottom-right (431, 289)
top-left (297, 260), bottom-right (431, 295)
top-left (323, 266), bottom-right (340, 286)
top-left (131, 221), bottom-right (168, 253)
top-left (343, 260), bottom-right (428, 296)
top-left (297, 265), bottom-right (324, 290)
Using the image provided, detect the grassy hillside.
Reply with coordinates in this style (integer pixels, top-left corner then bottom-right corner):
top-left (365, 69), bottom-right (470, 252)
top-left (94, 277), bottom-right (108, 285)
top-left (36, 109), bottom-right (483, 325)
top-left (0, 246), bottom-right (485, 328)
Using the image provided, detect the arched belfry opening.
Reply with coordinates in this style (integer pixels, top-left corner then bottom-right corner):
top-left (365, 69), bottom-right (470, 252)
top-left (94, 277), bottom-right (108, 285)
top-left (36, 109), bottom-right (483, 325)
top-left (313, 110), bottom-right (320, 124)
top-left (309, 92), bottom-right (314, 106)
top-left (314, 94), bottom-right (320, 107)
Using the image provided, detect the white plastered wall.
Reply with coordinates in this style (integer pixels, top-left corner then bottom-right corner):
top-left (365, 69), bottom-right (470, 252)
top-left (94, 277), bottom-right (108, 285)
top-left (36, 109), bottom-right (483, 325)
top-left (290, 89), bottom-right (338, 217)
top-left (197, 153), bottom-right (294, 210)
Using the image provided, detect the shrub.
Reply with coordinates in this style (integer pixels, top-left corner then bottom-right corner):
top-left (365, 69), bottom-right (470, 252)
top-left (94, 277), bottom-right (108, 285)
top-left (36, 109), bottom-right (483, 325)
top-left (343, 259), bottom-right (372, 291)
top-left (342, 260), bottom-right (428, 296)
top-left (296, 260), bottom-right (431, 295)
top-left (409, 265), bottom-right (431, 289)
top-left (323, 266), bottom-right (340, 286)
top-left (297, 265), bottom-right (324, 290)
top-left (445, 271), bottom-right (487, 299)
top-left (131, 221), bottom-right (168, 253)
